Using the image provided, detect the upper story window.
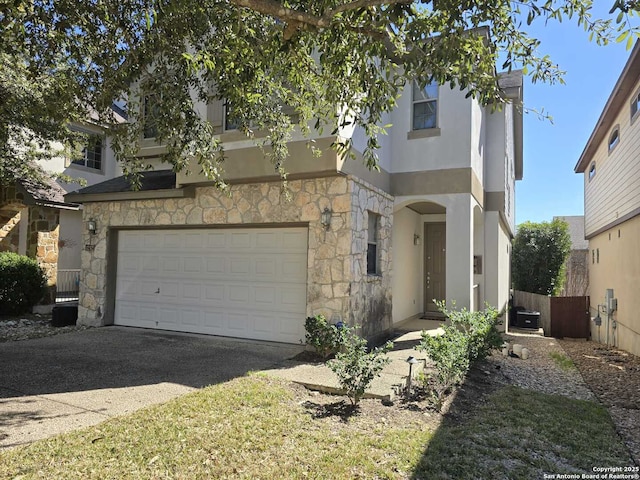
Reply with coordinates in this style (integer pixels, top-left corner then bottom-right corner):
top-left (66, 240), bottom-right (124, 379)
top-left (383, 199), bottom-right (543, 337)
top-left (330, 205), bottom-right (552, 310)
top-left (72, 136), bottom-right (103, 171)
top-left (143, 93), bottom-right (160, 139)
top-left (589, 162), bottom-right (596, 181)
top-left (608, 127), bottom-right (620, 153)
top-left (367, 212), bottom-right (380, 275)
top-left (412, 80), bottom-right (438, 130)
top-left (631, 89), bottom-right (640, 123)
top-left (224, 101), bottom-right (240, 131)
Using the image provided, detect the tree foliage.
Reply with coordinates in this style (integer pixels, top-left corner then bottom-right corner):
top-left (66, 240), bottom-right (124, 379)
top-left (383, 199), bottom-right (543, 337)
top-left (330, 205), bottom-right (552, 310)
top-left (1, 1), bottom-right (639, 187)
top-left (512, 218), bottom-right (572, 296)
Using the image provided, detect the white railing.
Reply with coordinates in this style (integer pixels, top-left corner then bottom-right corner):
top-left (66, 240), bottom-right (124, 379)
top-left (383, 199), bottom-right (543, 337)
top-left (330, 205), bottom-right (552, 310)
top-left (56, 269), bottom-right (80, 302)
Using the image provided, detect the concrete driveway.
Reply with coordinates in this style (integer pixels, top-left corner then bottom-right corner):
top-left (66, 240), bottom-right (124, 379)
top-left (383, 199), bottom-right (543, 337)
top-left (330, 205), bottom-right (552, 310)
top-left (0, 327), bottom-right (304, 449)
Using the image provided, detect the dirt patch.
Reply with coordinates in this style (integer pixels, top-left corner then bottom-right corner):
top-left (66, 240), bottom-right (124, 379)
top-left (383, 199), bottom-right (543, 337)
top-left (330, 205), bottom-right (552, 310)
top-left (560, 339), bottom-right (640, 465)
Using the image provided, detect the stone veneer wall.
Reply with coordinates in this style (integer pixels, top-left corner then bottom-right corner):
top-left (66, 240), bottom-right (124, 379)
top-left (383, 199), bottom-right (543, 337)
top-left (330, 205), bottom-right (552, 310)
top-left (0, 185), bottom-right (23, 253)
top-left (78, 176), bottom-right (393, 339)
top-left (0, 209), bottom-right (21, 253)
top-left (28, 206), bottom-right (60, 303)
top-left (349, 179), bottom-right (393, 339)
top-left (0, 185), bottom-right (59, 303)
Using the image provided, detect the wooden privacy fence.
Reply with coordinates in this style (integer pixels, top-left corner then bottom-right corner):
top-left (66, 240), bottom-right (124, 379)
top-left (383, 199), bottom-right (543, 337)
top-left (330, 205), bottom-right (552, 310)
top-left (550, 296), bottom-right (590, 339)
top-left (513, 290), bottom-right (590, 339)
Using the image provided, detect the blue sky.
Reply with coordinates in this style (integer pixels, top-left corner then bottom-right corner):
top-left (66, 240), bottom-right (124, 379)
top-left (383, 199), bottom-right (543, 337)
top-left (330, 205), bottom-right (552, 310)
top-left (516, 5), bottom-right (639, 224)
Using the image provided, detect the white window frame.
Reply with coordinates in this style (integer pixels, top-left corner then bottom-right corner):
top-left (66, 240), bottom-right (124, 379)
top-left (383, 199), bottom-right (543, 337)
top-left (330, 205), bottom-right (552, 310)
top-left (367, 212), bottom-right (380, 276)
top-left (608, 126), bottom-right (620, 153)
top-left (631, 89), bottom-right (640, 124)
top-left (412, 80), bottom-right (439, 131)
top-left (70, 129), bottom-right (104, 172)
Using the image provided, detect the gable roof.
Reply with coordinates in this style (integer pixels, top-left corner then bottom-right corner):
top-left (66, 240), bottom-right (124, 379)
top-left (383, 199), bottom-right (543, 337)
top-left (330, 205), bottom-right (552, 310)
top-left (575, 40), bottom-right (640, 173)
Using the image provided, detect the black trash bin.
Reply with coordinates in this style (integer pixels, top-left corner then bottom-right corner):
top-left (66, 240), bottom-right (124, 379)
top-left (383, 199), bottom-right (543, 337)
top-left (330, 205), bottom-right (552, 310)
top-left (51, 304), bottom-right (78, 327)
top-left (516, 310), bottom-right (540, 329)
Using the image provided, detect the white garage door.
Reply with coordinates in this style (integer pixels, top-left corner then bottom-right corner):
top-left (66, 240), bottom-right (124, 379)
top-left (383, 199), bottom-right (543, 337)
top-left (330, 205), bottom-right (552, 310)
top-left (114, 227), bottom-right (308, 343)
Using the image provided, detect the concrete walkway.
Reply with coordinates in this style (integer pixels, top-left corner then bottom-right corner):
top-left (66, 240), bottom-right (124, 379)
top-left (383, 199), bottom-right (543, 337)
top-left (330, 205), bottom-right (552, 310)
top-left (266, 318), bottom-right (444, 401)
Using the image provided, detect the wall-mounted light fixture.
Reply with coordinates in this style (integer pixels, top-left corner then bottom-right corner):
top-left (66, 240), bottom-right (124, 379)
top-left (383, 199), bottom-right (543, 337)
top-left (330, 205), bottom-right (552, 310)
top-left (85, 219), bottom-right (97, 251)
top-left (413, 234), bottom-right (421, 245)
top-left (320, 207), bottom-right (332, 230)
top-left (87, 219), bottom-right (97, 235)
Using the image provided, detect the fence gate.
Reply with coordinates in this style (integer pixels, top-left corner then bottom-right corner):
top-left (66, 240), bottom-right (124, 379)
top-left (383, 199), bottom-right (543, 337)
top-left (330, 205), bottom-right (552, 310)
top-left (550, 296), bottom-right (590, 338)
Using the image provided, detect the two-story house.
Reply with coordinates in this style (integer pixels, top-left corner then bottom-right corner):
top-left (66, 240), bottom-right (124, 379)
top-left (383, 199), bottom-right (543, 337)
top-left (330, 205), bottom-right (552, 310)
top-left (66, 71), bottom-right (523, 344)
top-left (0, 109), bottom-right (123, 304)
top-left (574, 40), bottom-right (640, 357)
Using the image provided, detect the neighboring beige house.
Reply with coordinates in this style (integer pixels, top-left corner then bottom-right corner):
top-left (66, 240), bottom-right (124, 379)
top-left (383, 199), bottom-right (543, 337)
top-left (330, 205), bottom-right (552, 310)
top-left (66, 71), bottom-right (523, 344)
top-left (554, 215), bottom-right (589, 297)
top-left (0, 109), bottom-right (124, 304)
top-left (574, 40), bottom-right (640, 357)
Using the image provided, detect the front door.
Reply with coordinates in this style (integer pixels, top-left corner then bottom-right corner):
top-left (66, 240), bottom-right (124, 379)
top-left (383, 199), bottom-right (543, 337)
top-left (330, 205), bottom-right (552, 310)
top-left (424, 222), bottom-right (446, 312)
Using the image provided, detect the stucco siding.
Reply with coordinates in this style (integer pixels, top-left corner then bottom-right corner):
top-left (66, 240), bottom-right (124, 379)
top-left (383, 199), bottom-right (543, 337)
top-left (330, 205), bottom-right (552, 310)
top-left (391, 207), bottom-right (423, 323)
top-left (389, 82), bottom-right (473, 173)
top-left (588, 214), bottom-right (640, 357)
top-left (584, 77), bottom-right (640, 237)
top-left (483, 211), bottom-right (511, 314)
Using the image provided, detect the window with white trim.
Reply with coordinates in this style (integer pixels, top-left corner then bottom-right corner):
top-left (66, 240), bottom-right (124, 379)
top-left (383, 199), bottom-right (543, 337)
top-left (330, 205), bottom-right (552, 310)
top-left (72, 135), bottom-right (103, 170)
top-left (367, 212), bottom-right (380, 275)
top-left (631, 89), bottom-right (640, 122)
top-left (412, 80), bottom-right (438, 130)
top-left (608, 127), bottom-right (620, 152)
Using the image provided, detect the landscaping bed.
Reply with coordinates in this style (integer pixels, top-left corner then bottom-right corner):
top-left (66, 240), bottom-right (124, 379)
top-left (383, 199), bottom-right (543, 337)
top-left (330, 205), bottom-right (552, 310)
top-left (561, 339), bottom-right (640, 466)
top-left (0, 321), bottom-right (637, 478)
top-left (0, 314), bottom-right (89, 342)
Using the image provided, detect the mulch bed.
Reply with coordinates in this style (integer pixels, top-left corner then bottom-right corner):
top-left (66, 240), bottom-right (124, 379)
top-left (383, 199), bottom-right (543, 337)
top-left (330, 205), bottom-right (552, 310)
top-left (560, 339), bottom-right (640, 466)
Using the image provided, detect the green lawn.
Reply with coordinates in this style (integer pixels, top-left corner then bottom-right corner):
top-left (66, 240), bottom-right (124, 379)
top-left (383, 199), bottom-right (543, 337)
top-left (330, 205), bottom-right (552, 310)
top-left (0, 375), bottom-right (632, 479)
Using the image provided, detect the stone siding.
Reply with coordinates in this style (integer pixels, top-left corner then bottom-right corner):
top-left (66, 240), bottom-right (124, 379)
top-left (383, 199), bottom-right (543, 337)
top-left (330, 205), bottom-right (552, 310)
top-left (349, 179), bottom-right (393, 339)
top-left (0, 184), bottom-right (59, 303)
top-left (78, 176), bottom-right (393, 340)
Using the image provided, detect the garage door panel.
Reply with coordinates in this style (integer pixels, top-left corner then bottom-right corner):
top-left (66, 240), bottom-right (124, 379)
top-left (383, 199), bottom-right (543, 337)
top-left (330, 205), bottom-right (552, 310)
top-left (183, 257), bottom-right (202, 273)
top-left (206, 257), bottom-right (225, 274)
top-left (163, 233), bottom-right (181, 248)
top-left (143, 233), bottom-right (163, 249)
top-left (185, 232), bottom-right (203, 249)
top-left (229, 258), bottom-right (251, 275)
top-left (115, 227), bottom-right (307, 343)
top-left (162, 257), bottom-right (180, 273)
top-left (206, 232), bottom-right (226, 248)
top-left (182, 283), bottom-right (202, 300)
top-left (228, 285), bottom-right (250, 304)
top-left (227, 312), bottom-right (248, 332)
top-left (230, 232), bottom-right (252, 248)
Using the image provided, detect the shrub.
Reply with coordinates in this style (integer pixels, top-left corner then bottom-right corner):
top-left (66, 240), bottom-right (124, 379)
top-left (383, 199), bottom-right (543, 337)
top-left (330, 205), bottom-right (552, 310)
top-left (0, 252), bottom-right (47, 316)
top-left (327, 327), bottom-right (393, 405)
top-left (304, 314), bottom-right (346, 359)
top-left (512, 219), bottom-right (572, 295)
top-left (417, 302), bottom-right (502, 410)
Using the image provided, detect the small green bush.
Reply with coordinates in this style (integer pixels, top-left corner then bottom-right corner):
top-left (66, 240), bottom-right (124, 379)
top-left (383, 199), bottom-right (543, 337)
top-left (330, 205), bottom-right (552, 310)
top-left (418, 302), bottom-right (502, 410)
top-left (0, 252), bottom-right (47, 316)
top-left (327, 326), bottom-right (393, 405)
top-left (304, 314), bottom-right (346, 359)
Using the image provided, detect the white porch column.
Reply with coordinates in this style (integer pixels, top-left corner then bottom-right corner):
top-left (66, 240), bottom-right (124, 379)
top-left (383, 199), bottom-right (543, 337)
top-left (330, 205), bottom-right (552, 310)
top-left (445, 194), bottom-right (474, 309)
